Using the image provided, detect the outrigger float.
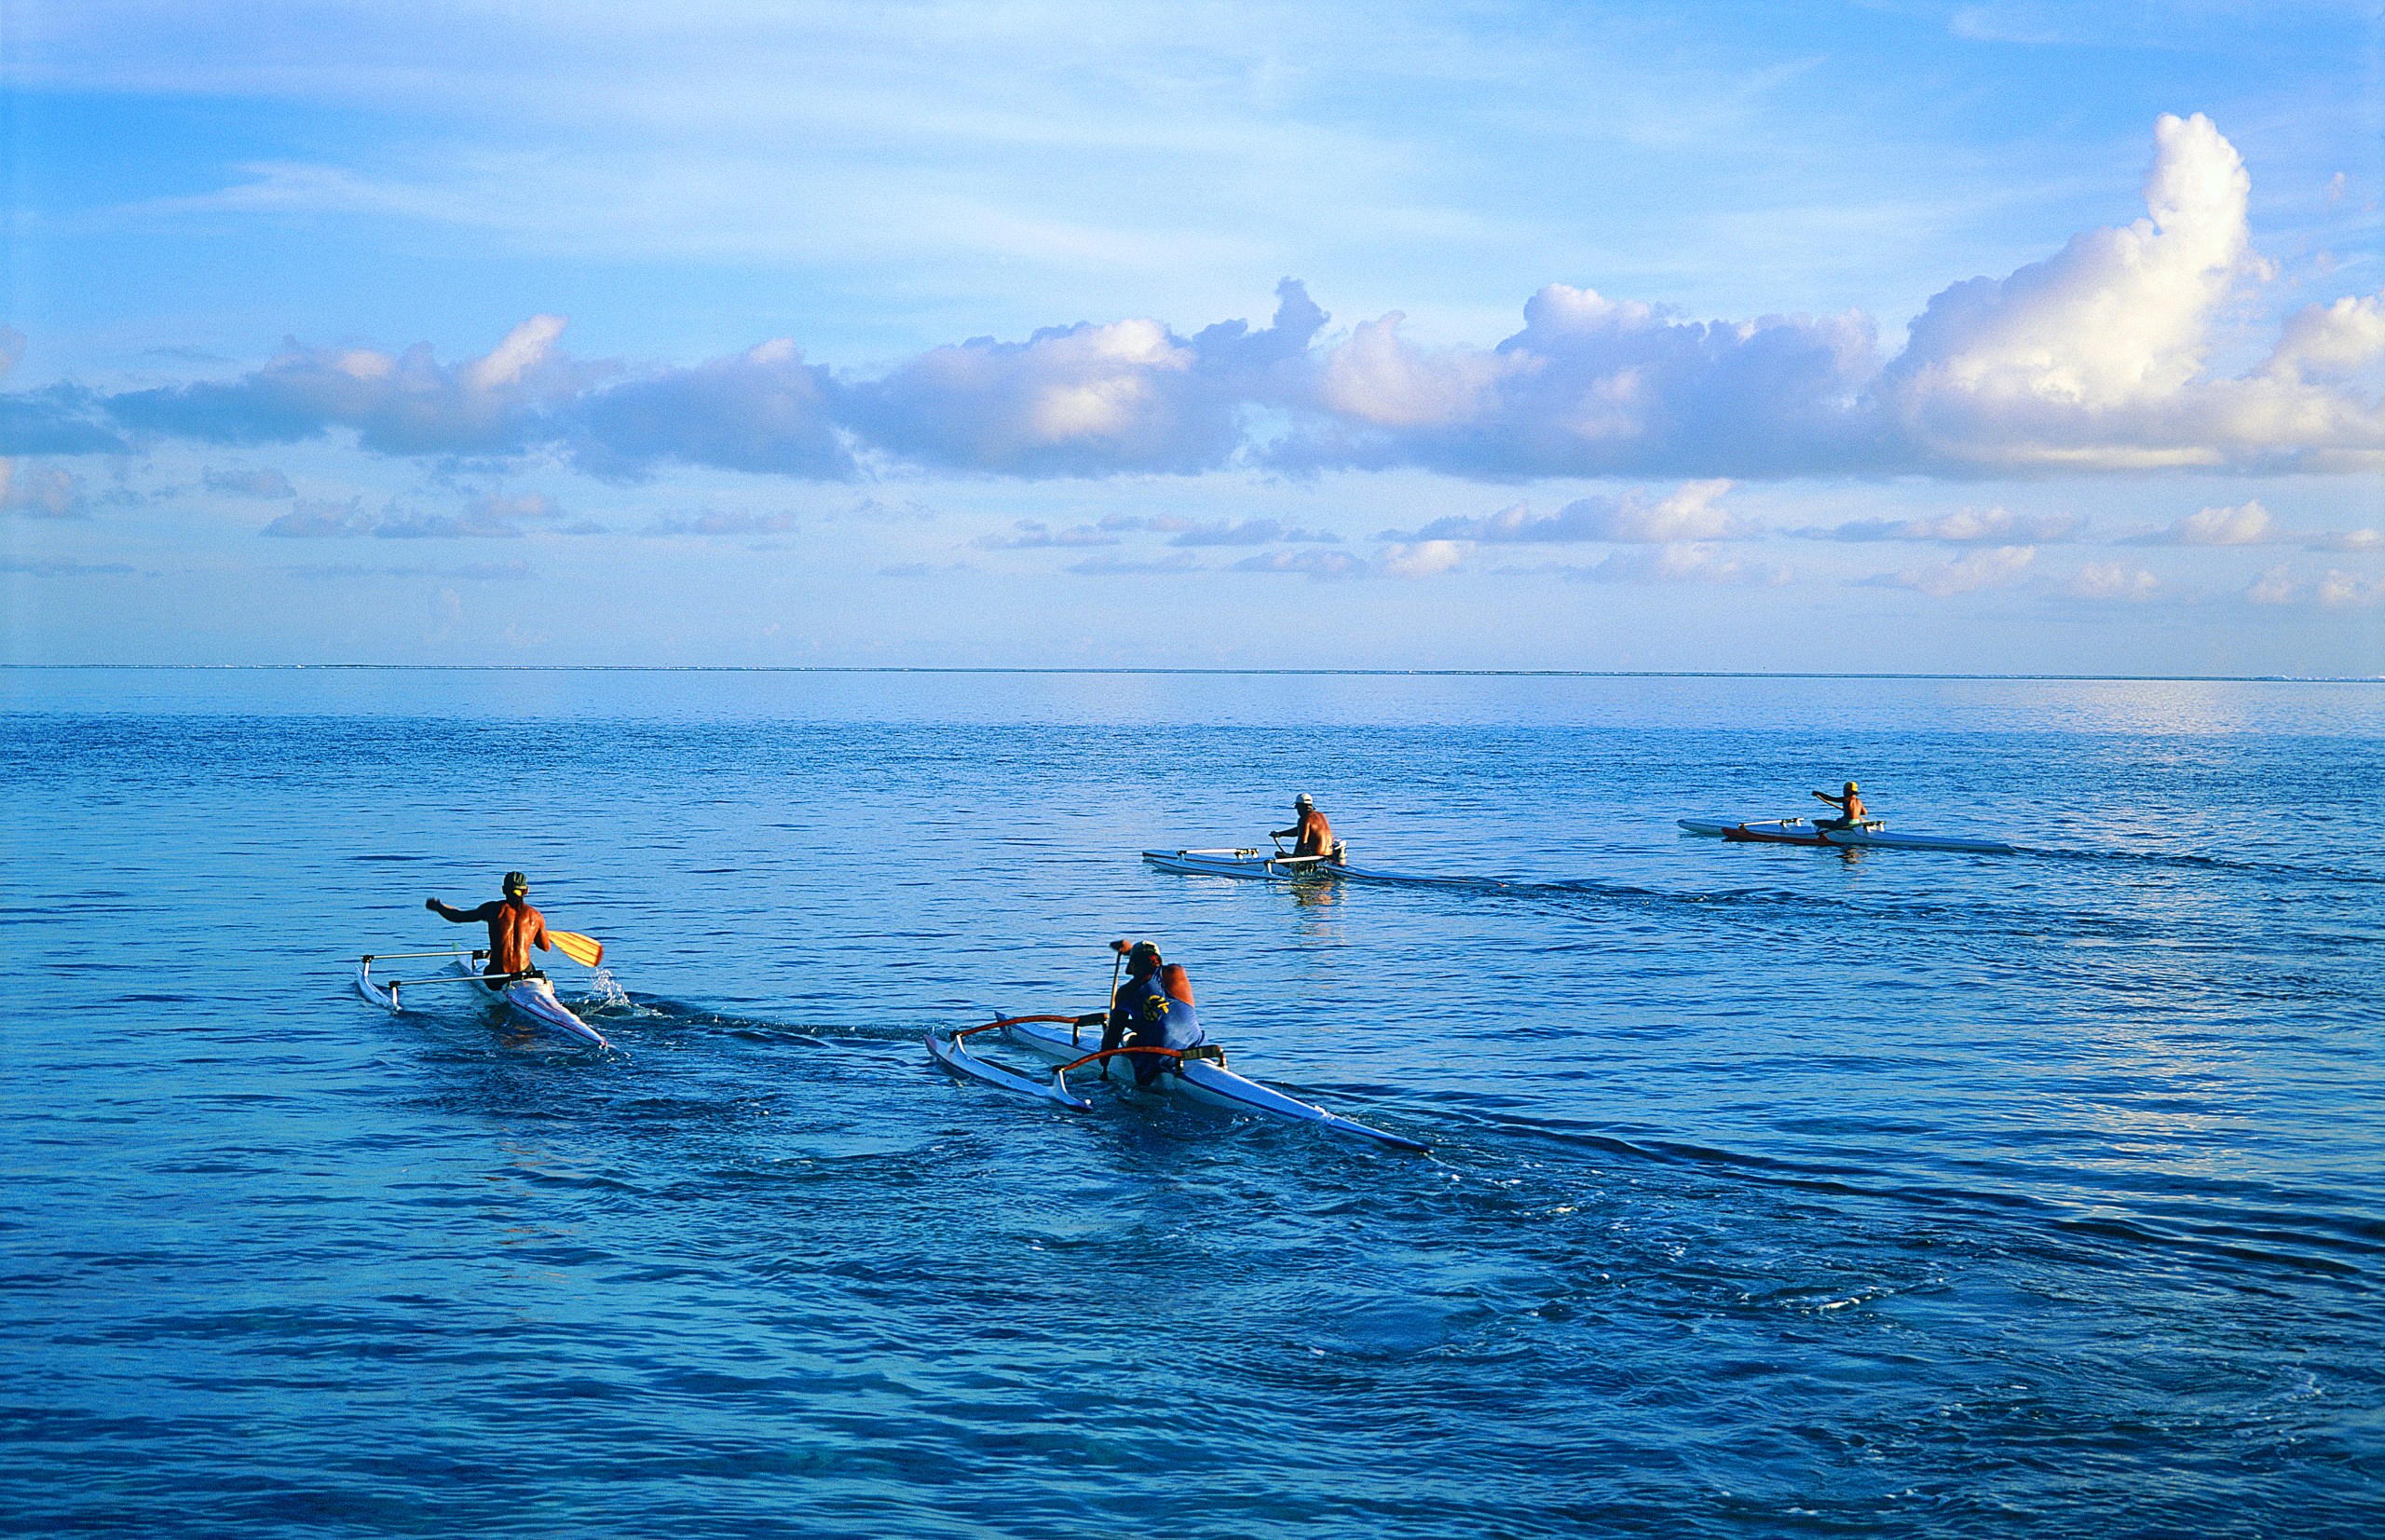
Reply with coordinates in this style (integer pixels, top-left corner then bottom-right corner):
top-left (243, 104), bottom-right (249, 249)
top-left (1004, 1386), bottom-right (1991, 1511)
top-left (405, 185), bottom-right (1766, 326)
top-left (1678, 818), bottom-right (2015, 855)
top-left (356, 945), bottom-right (612, 1049)
top-left (929, 1012), bottom-right (1428, 1152)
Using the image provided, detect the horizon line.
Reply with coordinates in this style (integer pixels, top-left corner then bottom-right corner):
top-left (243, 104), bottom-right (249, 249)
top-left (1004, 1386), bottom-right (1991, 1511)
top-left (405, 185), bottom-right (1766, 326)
top-left (4, 664), bottom-right (2379, 685)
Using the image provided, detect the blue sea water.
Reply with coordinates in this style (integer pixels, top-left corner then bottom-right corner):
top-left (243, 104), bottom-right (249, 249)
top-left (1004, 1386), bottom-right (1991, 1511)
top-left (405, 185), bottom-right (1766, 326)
top-left (2, 667), bottom-right (2381, 1539)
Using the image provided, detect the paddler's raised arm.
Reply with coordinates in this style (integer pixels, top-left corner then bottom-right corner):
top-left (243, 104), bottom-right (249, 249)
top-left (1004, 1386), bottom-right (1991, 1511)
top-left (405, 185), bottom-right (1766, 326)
top-left (425, 898), bottom-right (493, 922)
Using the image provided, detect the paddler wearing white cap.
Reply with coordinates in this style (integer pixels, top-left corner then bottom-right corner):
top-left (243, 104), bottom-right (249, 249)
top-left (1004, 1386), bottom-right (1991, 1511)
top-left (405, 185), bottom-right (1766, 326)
top-left (1270, 792), bottom-right (1342, 860)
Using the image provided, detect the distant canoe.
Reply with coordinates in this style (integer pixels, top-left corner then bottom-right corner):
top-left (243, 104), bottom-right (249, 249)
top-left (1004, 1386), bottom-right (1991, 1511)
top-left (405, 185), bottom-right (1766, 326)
top-left (1678, 818), bottom-right (2015, 855)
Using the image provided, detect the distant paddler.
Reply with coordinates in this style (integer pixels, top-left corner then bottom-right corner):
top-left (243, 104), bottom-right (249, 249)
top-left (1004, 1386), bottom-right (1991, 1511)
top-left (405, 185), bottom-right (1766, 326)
top-left (1811, 781), bottom-right (1870, 830)
top-left (1102, 939), bottom-right (1205, 1085)
top-left (1271, 793), bottom-right (1344, 862)
top-left (426, 870), bottom-right (559, 977)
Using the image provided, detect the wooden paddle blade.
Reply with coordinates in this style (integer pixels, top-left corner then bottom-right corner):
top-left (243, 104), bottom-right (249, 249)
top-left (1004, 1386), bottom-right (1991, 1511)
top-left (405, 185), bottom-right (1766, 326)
top-left (548, 930), bottom-right (604, 967)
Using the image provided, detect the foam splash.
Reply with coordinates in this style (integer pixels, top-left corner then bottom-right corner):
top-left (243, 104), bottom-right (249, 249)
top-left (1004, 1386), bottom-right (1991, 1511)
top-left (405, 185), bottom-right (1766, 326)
top-left (587, 967), bottom-right (630, 1008)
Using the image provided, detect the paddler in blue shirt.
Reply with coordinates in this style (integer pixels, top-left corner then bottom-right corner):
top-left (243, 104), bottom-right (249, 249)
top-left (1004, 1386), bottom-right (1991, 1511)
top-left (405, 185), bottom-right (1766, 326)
top-left (1271, 793), bottom-right (1342, 860)
top-left (425, 871), bottom-right (552, 976)
top-left (1811, 781), bottom-right (1869, 830)
top-left (1101, 939), bottom-right (1204, 1085)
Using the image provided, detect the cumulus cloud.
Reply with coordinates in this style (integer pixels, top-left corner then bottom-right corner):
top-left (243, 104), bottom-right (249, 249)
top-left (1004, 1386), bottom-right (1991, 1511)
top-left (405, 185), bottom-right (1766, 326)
top-left (1862, 544), bottom-right (2037, 596)
top-left (1277, 287), bottom-right (1885, 478)
top-left (8, 116), bottom-right (2382, 484)
top-left (203, 465), bottom-right (296, 497)
top-left (2126, 498), bottom-right (2276, 545)
top-left (0, 459), bottom-right (89, 518)
top-left (114, 316), bottom-right (601, 457)
top-left (1396, 479), bottom-right (1751, 543)
top-left (2310, 527), bottom-right (2382, 552)
top-left (1566, 543), bottom-right (1790, 585)
top-left (2068, 561), bottom-right (2161, 600)
top-left (1378, 539), bottom-right (1469, 579)
top-left (1888, 116), bottom-right (2385, 471)
top-left (569, 337), bottom-right (850, 480)
top-left (1234, 548), bottom-right (1370, 580)
top-left (1796, 506), bottom-right (2083, 543)
top-left (845, 279), bottom-right (1325, 477)
top-left (2246, 566), bottom-right (2383, 607)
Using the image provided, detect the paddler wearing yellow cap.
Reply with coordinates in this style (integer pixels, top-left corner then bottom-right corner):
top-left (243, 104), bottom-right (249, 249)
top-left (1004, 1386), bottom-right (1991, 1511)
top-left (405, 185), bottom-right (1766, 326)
top-left (1100, 939), bottom-right (1204, 1085)
top-left (1270, 793), bottom-right (1343, 860)
top-left (425, 871), bottom-right (554, 978)
top-left (1811, 781), bottom-right (1870, 830)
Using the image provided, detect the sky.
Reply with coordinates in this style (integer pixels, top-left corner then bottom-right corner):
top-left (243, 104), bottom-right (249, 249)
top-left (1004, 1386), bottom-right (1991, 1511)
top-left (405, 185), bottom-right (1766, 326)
top-left (3, 0), bottom-right (2382, 673)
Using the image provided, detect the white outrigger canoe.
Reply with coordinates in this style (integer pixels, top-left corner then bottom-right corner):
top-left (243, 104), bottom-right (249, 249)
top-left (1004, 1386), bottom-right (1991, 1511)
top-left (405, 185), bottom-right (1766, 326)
top-left (1678, 818), bottom-right (2015, 855)
top-left (929, 1013), bottom-right (1428, 1152)
top-left (1142, 847), bottom-right (1491, 887)
top-left (356, 949), bottom-right (611, 1049)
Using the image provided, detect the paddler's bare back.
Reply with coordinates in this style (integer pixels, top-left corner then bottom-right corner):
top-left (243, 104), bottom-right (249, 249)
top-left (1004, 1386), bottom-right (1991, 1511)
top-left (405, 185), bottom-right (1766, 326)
top-left (426, 871), bottom-right (552, 974)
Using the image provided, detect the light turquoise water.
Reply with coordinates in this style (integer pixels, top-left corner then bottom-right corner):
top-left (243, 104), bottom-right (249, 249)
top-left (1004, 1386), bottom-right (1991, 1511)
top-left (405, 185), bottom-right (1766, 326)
top-left (4, 669), bottom-right (2380, 1537)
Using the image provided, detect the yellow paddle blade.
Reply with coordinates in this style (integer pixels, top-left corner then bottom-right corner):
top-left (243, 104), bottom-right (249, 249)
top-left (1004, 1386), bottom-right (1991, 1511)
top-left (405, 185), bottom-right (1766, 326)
top-left (548, 930), bottom-right (604, 968)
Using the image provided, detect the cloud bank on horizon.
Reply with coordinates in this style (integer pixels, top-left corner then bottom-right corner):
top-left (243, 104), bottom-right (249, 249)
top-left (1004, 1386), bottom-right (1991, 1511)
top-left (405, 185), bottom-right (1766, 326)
top-left (11, 116), bottom-right (2382, 488)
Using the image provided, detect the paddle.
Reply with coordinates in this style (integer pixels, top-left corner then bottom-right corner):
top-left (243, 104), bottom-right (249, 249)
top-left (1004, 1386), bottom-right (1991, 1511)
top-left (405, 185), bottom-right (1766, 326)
top-left (548, 930), bottom-right (604, 968)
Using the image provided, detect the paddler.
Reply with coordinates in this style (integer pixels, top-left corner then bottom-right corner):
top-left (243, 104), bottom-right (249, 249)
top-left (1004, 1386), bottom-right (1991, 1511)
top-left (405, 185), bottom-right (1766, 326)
top-left (425, 871), bottom-right (552, 977)
top-left (1811, 781), bottom-right (1869, 830)
top-left (1101, 939), bottom-right (1204, 1085)
top-left (1271, 793), bottom-right (1343, 861)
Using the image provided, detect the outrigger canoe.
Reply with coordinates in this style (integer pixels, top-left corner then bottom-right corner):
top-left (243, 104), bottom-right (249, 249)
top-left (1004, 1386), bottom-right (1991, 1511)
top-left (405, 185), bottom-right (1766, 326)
top-left (356, 949), bottom-right (611, 1049)
top-left (1142, 848), bottom-right (1490, 887)
top-left (1678, 818), bottom-right (2014, 855)
top-left (929, 1013), bottom-right (1427, 1152)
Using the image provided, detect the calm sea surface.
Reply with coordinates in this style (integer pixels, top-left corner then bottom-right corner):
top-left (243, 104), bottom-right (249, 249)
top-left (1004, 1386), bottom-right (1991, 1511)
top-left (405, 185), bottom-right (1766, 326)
top-left (3, 668), bottom-right (2381, 1538)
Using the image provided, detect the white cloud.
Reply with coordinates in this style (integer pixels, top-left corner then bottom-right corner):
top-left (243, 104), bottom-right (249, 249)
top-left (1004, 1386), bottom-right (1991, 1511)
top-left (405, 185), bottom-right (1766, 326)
top-left (2316, 570), bottom-right (2383, 607)
top-left (1396, 479), bottom-right (1751, 543)
top-left (2245, 566), bottom-right (2383, 608)
top-left (2127, 499), bottom-right (2275, 546)
top-left (2266, 293), bottom-right (2385, 383)
top-left (1864, 544), bottom-right (2037, 597)
top-left (2068, 561), bottom-right (2160, 601)
top-left (1886, 116), bottom-right (2385, 472)
top-left (1797, 505), bottom-right (2082, 543)
top-left (0, 458), bottom-right (88, 518)
top-left (2310, 528), bottom-right (2383, 552)
top-left (1378, 539), bottom-right (1469, 579)
top-left (1234, 548), bottom-right (1369, 580)
top-left (1569, 542), bottom-right (1789, 585)
top-left (29, 117), bottom-right (2385, 484)
top-left (845, 281), bottom-right (1323, 476)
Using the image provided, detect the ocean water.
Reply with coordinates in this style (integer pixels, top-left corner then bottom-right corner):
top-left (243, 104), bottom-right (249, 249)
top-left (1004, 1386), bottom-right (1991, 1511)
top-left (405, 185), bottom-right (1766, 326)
top-left (2, 667), bottom-right (2380, 1539)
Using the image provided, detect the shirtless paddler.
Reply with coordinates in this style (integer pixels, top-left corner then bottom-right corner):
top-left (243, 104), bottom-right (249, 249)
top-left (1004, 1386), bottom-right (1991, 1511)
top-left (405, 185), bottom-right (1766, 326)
top-left (425, 871), bottom-right (552, 976)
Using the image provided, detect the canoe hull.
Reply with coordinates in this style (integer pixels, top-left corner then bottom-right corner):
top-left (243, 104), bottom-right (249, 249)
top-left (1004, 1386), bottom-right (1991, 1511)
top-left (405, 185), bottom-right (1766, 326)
top-left (357, 956), bottom-right (610, 1049)
top-left (1141, 849), bottom-right (1488, 887)
top-left (991, 1016), bottom-right (1427, 1152)
top-left (1678, 818), bottom-right (2014, 854)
